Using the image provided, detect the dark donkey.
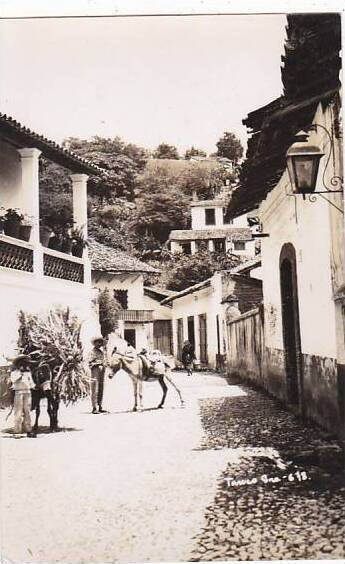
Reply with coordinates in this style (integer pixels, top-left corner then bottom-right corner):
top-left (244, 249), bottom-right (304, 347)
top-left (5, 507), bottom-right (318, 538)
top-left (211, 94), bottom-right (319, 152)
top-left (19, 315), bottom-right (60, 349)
top-left (31, 363), bottom-right (60, 433)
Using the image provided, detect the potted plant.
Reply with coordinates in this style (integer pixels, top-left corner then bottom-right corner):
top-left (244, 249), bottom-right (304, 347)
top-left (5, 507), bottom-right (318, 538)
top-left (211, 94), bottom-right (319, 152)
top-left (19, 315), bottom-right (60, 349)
top-left (0, 207), bottom-right (6, 234)
top-left (71, 226), bottom-right (88, 258)
top-left (19, 214), bottom-right (34, 242)
top-left (3, 208), bottom-right (23, 238)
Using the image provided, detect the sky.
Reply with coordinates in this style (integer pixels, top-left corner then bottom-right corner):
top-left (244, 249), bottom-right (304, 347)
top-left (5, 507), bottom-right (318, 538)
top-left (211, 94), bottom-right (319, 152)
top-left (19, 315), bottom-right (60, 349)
top-left (0, 13), bottom-right (287, 154)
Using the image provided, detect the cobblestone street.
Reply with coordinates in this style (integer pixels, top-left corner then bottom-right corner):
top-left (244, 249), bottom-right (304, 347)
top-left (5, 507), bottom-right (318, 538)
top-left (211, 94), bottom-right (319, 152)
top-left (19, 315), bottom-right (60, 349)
top-left (1, 370), bottom-right (344, 563)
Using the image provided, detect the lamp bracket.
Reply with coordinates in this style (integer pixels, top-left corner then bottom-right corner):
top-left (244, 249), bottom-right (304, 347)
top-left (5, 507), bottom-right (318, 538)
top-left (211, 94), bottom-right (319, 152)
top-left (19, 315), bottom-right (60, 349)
top-left (311, 190), bottom-right (343, 194)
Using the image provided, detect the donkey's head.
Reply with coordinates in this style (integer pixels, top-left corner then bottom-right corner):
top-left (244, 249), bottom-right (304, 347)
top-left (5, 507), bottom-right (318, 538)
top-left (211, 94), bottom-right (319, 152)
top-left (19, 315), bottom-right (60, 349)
top-left (108, 348), bottom-right (122, 377)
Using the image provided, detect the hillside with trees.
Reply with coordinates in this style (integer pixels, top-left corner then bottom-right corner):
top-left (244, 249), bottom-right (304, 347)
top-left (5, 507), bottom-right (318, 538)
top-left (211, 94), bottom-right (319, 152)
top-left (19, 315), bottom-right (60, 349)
top-left (39, 132), bottom-right (243, 290)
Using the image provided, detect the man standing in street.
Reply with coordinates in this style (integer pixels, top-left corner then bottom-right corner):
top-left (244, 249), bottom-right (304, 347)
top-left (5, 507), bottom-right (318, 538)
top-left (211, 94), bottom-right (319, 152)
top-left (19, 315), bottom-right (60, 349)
top-left (88, 336), bottom-right (107, 414)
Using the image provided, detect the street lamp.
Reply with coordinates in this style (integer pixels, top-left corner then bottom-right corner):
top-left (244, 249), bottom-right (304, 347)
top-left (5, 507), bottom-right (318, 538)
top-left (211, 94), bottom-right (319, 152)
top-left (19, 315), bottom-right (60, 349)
top-left (286, 131), bottom-right (324, 194)
top-left (286, 125), bottom-right (343, 198)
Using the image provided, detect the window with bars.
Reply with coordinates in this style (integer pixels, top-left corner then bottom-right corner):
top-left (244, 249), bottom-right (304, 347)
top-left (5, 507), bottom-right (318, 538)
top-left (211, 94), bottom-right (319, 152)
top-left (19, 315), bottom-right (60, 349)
top-left (113, 289), bottom-right (128, 309)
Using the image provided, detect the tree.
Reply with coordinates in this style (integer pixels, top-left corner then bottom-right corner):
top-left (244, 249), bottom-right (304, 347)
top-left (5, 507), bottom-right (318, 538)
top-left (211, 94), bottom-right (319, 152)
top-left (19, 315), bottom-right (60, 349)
top-left (129, 189), bottom-right (189, 244)
top-left (216, 131), bottom-right (243, 164)
top-left (184, 146), bottom-right (207, 160)
top-left (153, 143), bottom-right (179, 160)
top-left (88, 198), bottom-right (137, 252)
top-left (65, 136), bottom-right (148, 201)
top-left (177, 161), bottom-right (232, 200)
top-left (164, 249), bottom-right (242, 291)
top-left (98, 288), bottom-right (121, 337)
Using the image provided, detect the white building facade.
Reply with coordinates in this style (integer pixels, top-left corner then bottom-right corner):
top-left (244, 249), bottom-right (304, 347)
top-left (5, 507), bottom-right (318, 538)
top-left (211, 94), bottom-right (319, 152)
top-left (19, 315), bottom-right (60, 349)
top-left (169, 197), bottom-right (256, 257)
top-left (89, 240), bottom-right (172, 353)
top-left (226, 13), bottom-right (344, 437)
top-left (0, 114), bottom-right (102, 362)
top-left (163, 271), bottom-right (262, 370)
top-left (257, 102), bottom-right (344, 434)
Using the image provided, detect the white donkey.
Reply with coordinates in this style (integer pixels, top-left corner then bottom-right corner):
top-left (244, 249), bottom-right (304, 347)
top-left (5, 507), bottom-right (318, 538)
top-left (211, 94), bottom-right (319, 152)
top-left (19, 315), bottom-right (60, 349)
top-left (109, 348), bottom-right (184, 411)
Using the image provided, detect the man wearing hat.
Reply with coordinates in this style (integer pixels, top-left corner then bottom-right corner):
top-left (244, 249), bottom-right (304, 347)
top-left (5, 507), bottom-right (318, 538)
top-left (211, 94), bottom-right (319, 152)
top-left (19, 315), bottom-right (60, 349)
top-left (88, 336), bottom-right (108, 414)
top-left (10, 354), bottom-right (36, 436)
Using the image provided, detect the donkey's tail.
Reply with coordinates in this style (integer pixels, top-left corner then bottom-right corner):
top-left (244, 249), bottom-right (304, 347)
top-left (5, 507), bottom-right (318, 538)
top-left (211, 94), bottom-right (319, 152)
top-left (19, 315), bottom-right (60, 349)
top-left (164, 372), bottom-right (185, 407)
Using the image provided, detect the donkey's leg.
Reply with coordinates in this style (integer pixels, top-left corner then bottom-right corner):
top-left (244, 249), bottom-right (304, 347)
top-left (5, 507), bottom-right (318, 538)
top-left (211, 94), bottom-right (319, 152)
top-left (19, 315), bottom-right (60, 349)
top-left (46, 391), bottom-right (59, 431)
top-left (47, 393), bottom-right (54, 431)
top-left (132, 379), bottom-right (138, 412)
top-left (157, 376), bottom-right (168, 409)
top-left (52, 398), bottom-right (60, 431)
top-left (33, 397), bottom-right (40, 433)
top-left (31, 391), bottom-right (40, 433)
top-left (137, 378), bottom-right (143, 410)
top-left (164, 373), bottom-right (185, 407)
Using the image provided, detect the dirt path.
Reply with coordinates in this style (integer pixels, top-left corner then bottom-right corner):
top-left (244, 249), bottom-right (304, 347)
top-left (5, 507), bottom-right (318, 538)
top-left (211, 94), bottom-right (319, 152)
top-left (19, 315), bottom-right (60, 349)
top-left (1, 370), bottom-right (344, 563)
top-left (1, 371), bottom-right (236, 563)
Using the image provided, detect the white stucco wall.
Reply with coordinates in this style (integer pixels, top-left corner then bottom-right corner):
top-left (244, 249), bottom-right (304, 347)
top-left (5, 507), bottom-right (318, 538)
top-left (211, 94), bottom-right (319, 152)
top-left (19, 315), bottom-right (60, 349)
top-left (225, 238), bottom-right (255, 257)
top-left (259, 103), bottom-right (338, 360)
top-left (0, 265), bottom-right (99, 360)
top-left (170, 273), bottom-right (225, 369)
top-left (92, 272), bottom-right (159, 352)
top-left (191, 204), bottom-right (249, 231)
top-left (191, 205), bottom-right (224, 229)
top-left (227, 214), bottom-right (249, 228)
top-left (142, 294), bottom-right (172, 321)
top-left (92, 272), bottom-right (145, 310)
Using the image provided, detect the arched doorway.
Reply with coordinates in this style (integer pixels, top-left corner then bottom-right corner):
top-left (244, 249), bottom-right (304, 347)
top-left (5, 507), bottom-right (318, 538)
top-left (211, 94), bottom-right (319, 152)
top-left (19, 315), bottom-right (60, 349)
top-left (280, 243), bottom-right (302, 407)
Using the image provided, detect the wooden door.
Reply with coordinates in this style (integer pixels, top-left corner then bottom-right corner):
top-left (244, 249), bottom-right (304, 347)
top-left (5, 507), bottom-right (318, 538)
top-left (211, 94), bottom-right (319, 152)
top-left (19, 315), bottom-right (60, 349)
top-left (280, 244), bottom-right (302, 407)
top-left (177, 318), bottom-right (184, 361)
top-left (188, 316), bottom-right (195, 349)
top-left (199, 313), bottom-right (208, 365)
top-left (153, 320), bottom-right (173, 355)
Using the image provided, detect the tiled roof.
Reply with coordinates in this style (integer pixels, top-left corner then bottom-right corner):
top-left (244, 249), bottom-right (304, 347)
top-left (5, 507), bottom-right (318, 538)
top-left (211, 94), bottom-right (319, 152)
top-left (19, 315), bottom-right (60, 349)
top-left (89, 239), bottom-right (158, 273)
top-left (190, 199), bottom-right (226, 207)
top-left (169, 228), bottom-right (252, 241)
top-left (226, 13), bottom-right (341, 219)
top-left (144, 286), bottom-right (175, 300)
top-left (160, 278), bottom-right (212, 305)
top-left (0, 112), bottom-right (107, 176)
top-left (230, 256), bottom-right (261, 274)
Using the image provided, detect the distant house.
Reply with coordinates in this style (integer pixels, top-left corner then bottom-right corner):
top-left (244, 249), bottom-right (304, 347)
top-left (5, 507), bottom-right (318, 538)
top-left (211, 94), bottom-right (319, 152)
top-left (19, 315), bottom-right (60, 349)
top-left (89, 240), bottom-right (172, 353)
top-left (225, 14), bottom-right (344, 437)
top-left (161, 271), bottom-right (262, 370)
top-left (169, 195), bottom-right (256, 257)
top-left (0, 112), bottom-right (104, 359)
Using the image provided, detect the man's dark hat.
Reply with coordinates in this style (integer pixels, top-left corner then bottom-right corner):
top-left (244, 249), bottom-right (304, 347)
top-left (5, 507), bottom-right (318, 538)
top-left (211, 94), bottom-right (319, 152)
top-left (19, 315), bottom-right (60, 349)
top-left (12, 354), bottom-right (32, 368)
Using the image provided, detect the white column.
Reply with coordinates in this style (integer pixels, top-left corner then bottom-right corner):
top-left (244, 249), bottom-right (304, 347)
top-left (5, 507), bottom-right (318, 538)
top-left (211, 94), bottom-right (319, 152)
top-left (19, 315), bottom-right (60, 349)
top-left (190, 240), bottom-right (197, 255)
top-left (170, 241), bottom-right (179, 254)
top-left (17, 148), bottom-right (41, 245)
top-left (208, 239), bottom-right (215, 252)
top-left (71, 173), bottom-right (90, 286)
top-left (70, 173), bottom-right (88, 237)
top-left (215, 206), bottom-right (223, 226)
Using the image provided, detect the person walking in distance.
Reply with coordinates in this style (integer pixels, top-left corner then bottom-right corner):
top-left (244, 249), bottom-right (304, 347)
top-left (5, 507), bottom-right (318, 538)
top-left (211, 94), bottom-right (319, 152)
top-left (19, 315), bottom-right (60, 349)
top-left (181, 340), bottom-right (196, 376)
top-left (88, 336), bottom-right (107, 413)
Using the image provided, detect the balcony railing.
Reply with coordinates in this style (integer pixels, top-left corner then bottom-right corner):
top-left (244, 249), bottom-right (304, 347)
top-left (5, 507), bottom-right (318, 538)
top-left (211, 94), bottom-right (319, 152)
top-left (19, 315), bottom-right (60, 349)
top-left (43, 248), bottom-right (84, 284)
top-left (117, 310), bottom-right (154, 323)
top-left (0, 235), bottom-right (34, 273)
